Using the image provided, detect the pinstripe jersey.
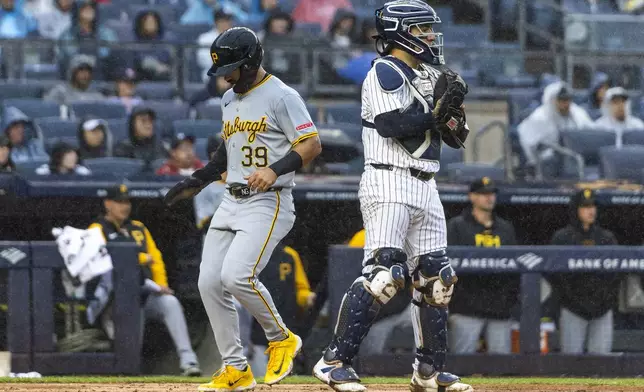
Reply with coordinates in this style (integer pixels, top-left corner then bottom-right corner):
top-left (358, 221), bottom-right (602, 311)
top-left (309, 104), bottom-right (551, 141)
top-left (361, 57), bottom-right (443, 174)
top-left (220, 73), bottom-right (318, 188)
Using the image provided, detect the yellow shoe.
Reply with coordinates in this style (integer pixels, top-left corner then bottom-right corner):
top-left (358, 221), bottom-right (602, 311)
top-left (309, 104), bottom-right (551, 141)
top-left (198, 365), bottom-right (256, 392)
top-left (263, 331), bottom-right (302, 385)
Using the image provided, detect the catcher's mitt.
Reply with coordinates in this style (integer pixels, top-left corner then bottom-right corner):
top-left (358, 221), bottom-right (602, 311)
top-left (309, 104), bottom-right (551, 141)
top-left (432, 69), bottom-right (469, 149)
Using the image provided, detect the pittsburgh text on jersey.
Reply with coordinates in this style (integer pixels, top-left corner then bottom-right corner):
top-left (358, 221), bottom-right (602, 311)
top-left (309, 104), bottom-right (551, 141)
top-left (222, 116), bottom-right (268, 142)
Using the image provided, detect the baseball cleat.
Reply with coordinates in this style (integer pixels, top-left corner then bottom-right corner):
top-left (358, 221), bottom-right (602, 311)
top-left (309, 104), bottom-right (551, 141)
top-left (198, 365), bottom-right (256, 391)
top-left (313, 356), bottom-right (366, 392)
top-left (409, 366), bottom-right (473, 392)
top-left (263, 330), bottom-right (302, 385)
top-left (182, 363), bottom-right (203, 377)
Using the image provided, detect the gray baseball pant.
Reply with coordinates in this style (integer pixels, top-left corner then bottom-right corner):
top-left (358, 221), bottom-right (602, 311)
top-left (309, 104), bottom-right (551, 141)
top-left (559, 308), bottom-right (613, 354)
top-left (198, 190), bottom-right (295, 370)
top-left (448, 313), bottom-right (513, 354)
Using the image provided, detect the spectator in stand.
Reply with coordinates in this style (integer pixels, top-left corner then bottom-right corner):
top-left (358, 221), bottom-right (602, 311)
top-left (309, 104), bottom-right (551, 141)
top-left (247, 0), bottom-right (281, 25)
top-left (517, 81), bottom-right (594, 178)
top-left (180, 0), bottom-right (248, 25)
top-left (156, 133), bottom-right (204, 176)
top-left (57, 0), bottom-right (118, 70)
top-left (594, 87), bottom-right (644, 147)
top-left (324, 8), bottom-right (358, 84)
top-left (548, 189), bottom-right (619, 355)
top-left (107, 68), bottom-right (144, 114)
top-left (36, 0), bottom-right (72, 40)
top-left (196, 9), bottom-right (234, 81)
top-left (292, 0), bottom-right (353, 32)
top-left (248, 242), bottom-right (315, 376)
top-left (447, 177), bottom-right (518, 354)
top-left (257, 10), bottom-right (294, 42)
top-left (0, 135), bottom-right (16, 173)
top-left (89, 184), bottom-right (202, 376)
top-left (77, 118), bottom-right (112, 159)
top-left (35, 142), bottom-right (91, 176)
top-left (582, 72), bottom-right (610, 121)
top-left (114, 107), bottom-right (167, 163)
top-left (615, 0), bottom-right (644, 13)
top-left (44, 55), bottom-right (105, 105)
top-left (0, 0), bottom-right (37, 38)
top-left (132, 10), bottom-right (174, 82)
top-left (2, 106), bottom-right (48, 163)
top-left (334, 18), bottom-right (378, 85)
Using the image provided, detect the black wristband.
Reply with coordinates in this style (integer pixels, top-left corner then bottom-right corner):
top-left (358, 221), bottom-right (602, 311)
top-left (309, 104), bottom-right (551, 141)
top-left (269, 150), bottom-right (303, 177)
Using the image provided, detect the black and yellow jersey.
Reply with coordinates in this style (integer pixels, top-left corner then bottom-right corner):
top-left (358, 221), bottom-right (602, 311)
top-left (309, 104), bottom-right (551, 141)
top-left (89, 217), bottom-right (168, 287)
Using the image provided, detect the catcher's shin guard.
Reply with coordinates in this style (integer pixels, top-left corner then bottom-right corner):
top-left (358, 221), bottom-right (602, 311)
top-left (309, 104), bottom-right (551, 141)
top-left (412, 299), bottom-right (448, 372)
top-left (410, 250), bottom-right (457, 372)
top-left (326, 248), bottom-right (408, 364)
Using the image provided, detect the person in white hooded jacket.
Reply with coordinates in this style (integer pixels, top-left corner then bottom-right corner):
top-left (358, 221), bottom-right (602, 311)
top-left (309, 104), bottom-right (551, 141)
top-left (518, 81), bottom-right (594, 177)
top-left (594, 86), bottom-right (644, 148)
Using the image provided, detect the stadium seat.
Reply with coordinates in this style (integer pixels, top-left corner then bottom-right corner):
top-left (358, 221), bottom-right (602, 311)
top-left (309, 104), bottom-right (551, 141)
top-left (173, 119), bottom-right (222, 139)
top-left (139, 101), bottom-right (191, 134)
top-left (0, 82), bottom-right (44, 100)
top-left (104, 20), bottom-right (134, 41)
top-left (324, 102), bottom-right (362, 125)
top-left (307, 103), bottom-right (320, 123)
top-left (441, 25), bottom-right (488, 47)
top-left (36, 118), bottom-right (77, 138)
top-left (600, 145), bottom-right (644, 182)
top-left (561, 129), bottom-right (616, 165)
top-left (195, 101), bottom-right (223, 121)
top-left (493, 74), bottom-right (538, 88)
top-left (70, 101), bottom-right (127, 120)
top-left (623, 130), bottom-right (644, 145)
top-left (446, 162), bottom-right (506, 182)
top-left (2, 99), bottom-right (61, 119)
top-left (168, 23), bottom-right (211, 44)
top-left (84, 157), bottom-right (146, 177)
top-left (136, 82), bottom-right (177, 100)
top-left (295, 22), bottom-right (322, 36)
top-left (98, 3), bottom-right (126, 22)
top-left (319, 123), bottom-right (362, 145)
top-left (194, 138), bottom-right (210, 161)
top-left (507, 88), bottom-right (540, 125)
top-left (440, 146), bottom-right (464, 168)
top-left (23, 63), bottom-right (60, 80)
top-left (106, 118), bottom-right (129, 142)
top-left (15, 159), bottom-right (49, 175)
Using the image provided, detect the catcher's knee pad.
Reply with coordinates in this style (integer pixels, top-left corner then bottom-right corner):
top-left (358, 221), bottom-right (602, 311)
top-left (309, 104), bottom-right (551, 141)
top-left (327, 278), bottom-right (382, 364)
top-left (412, 250), bottom-right (457, 307)
top-left (412, 302), bottom-right (448, 372)
top-left (363, 248), bottom-right (409, 305)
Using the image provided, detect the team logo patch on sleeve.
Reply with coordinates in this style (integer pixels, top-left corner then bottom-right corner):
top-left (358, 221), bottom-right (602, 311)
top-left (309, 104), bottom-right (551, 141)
top-left (296, 122), bottom-right (313, 131)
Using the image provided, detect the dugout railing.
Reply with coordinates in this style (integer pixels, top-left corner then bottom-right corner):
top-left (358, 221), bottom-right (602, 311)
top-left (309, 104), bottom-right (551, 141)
top-left (0, 241), bottom-right (141, 375)
top-left (325, 245), bottom-right (644, 376)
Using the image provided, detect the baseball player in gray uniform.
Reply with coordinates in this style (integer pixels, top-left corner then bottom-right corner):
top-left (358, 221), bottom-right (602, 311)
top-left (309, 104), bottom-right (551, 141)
top-left (164, 27), bottom-right (322, 392)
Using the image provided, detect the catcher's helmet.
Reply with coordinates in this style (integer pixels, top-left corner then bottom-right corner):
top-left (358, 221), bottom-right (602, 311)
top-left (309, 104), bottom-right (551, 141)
top-left (374, 0), bottom-right (445, 66)
top-left (207, 27), bottom-right (263, 77)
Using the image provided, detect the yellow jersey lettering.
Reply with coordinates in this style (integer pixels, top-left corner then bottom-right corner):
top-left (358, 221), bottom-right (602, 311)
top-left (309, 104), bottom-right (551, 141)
top-left (279, 263), bottom-right (292, 281)
top-left (222, 116), bottom-right (268, 143)
top-left (474, 233), bottom-right (501, 248)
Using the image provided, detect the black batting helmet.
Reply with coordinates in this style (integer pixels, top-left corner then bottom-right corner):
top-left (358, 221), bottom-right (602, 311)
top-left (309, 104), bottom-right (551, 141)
top-left (207, 27), bottom-right (263, 77)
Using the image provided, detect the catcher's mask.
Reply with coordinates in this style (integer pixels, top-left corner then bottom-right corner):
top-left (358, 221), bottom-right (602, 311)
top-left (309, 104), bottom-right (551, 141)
top-left (374, 0), bottom-right (445, 66)
top-left (208, 27), bottom-right (264, 94)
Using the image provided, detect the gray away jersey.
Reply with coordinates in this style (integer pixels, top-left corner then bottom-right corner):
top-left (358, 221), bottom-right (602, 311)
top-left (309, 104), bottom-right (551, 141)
top-left (219, 74), bottom-right (318, 188)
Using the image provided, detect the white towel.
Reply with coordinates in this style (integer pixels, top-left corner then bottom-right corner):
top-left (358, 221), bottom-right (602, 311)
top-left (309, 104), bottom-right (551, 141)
top-left (52, 226), bottom-right (113, 284)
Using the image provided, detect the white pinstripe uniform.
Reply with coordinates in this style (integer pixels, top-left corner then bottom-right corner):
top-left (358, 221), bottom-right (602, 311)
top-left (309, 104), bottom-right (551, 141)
top-left (360, 59), bottom-right (446, 275)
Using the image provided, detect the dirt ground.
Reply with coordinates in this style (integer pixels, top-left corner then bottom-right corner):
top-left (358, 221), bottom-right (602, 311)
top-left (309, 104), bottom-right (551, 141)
top-left (2, 384), bottom-right (644, 392)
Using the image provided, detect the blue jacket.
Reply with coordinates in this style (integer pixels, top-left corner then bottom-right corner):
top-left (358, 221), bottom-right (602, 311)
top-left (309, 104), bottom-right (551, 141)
top-left (2, 107), bottom-right (48, 163)
top-left (180, 0), bottom-right (249, 25)
top-left (0, 0), bottom-right (37, 38)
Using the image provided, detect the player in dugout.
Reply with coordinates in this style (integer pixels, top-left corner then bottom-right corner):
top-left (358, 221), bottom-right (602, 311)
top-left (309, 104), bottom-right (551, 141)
top-left (446, 177), bottom-right (518, 354)
top-left (89, 184), bottom-right (202, 376)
